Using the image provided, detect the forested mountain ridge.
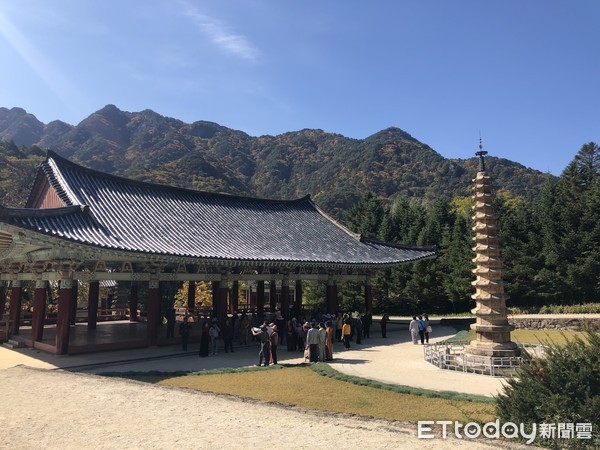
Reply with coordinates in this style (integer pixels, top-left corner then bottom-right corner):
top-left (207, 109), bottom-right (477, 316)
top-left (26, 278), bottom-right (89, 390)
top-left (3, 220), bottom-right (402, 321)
top-left (0, 105), bottom-right (549, 216)
top-left (1, 106), bottom-right (598, 311)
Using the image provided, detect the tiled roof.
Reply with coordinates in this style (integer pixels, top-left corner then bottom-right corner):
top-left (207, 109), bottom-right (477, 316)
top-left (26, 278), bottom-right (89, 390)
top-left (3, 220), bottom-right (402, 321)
top-left (0, 151), bottom-right (435, 267)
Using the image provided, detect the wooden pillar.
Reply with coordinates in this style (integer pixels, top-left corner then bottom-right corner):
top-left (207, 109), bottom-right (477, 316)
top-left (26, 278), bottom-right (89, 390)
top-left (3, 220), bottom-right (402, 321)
top-left (212, 281), bottom-right (219, 318)
top-left (70, 281), bottom-right (78, 325)
top-left (281, 278), bottom-right (290, 320)
top-left (231, 280), bottom-right (239, 313)
top-left (129, 284), bottom-right (138, 322)
top-left (212, 279), bottom-right (228, 327)
top-left (249, 283), bottom-right (256, 309)
top-left (0, 282), bottom-right (7, 317)
top-left (364, 277), bottom-right (373, 313)
top-left (8, 280), bottom-right (23, 335)
top-left (269, 280), bottom-right (277, 312)
top-left (294, 279), bottom-right (303, 318)
top-left (147, 280), bottom-right (160, 346)
top-left (56, 279), bottom-right (74, 355)
top-left (326, 278), bottom-right (337, 315)
top-left (187, 280), bottom-right (196, 313)
top-left (31, 281), bottom-right (48, 342)
top-left (257, 281), bottom-right (265, 319)
top-left (87, 281), bottom-right (99, 330)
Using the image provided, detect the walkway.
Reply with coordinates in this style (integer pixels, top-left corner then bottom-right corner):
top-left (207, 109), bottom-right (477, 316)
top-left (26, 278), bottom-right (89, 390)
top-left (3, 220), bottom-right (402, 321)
top-left (1, 321), bottom-right (505, 397)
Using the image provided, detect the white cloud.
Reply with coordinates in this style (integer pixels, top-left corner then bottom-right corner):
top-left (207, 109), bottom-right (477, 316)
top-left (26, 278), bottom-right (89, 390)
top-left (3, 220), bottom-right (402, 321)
top-left (179, 1), bottom-right (260, 62)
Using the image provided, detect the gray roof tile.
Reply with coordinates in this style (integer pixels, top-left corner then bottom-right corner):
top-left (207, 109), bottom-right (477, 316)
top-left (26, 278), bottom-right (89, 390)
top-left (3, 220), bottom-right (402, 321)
top-left (1, 151), bottom-right (435, 266)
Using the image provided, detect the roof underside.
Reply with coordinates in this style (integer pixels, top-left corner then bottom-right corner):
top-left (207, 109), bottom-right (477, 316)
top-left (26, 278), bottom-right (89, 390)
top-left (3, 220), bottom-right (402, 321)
top-left (0, 152), bottom-right (435, 266)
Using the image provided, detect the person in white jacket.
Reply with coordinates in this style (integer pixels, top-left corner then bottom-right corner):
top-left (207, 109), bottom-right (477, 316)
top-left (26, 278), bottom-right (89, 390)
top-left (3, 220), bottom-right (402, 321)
top-left (408, 316), bottom-right (419, 344)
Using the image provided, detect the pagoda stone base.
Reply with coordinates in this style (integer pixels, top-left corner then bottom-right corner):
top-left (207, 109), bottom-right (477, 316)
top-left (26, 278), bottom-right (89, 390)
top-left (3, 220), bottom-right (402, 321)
top-left (465, 321), bottom-right (521, 357)
top-left (465, 340), bottom-right (521, 357)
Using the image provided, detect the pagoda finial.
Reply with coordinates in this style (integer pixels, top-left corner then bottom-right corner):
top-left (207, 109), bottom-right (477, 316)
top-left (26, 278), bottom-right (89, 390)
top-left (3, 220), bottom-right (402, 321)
top-left (475, 137), bottom-right (488, 172)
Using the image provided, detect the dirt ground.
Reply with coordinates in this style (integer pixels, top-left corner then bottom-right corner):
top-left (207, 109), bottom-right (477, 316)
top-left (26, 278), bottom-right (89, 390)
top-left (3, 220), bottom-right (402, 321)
top-left (1, 365), bottom-right (525, 449)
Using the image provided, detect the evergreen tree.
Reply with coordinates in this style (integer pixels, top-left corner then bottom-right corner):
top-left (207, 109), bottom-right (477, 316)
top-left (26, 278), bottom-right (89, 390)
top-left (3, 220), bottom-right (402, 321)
top-left (536, 142), bottom-right (600, 304)
top-left (344, 192), bottom-right (384, 237)
top-left (439, 213), bottom-right (473, 312)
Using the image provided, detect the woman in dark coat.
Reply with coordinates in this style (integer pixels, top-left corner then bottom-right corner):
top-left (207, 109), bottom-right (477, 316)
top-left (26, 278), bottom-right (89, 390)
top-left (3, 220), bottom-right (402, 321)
top-left (199, 321), bottom-right (210, 357)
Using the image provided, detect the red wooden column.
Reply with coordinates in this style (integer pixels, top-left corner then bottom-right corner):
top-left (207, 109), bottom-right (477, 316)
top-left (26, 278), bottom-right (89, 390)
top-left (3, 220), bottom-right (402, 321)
top-left (129, 284), bottom-right (138, 322)
top-left (326, 278), bottom-right (337, 315)
top-left (364, 277), bottom-right (373, 313)
top-left (187, 280), bottom-right (196, 313)
top-left (294, 279), bottom-right (303, 318)
top-left (70, 281), bottom-right (78, 325)
top-left (8, 280), bottom-right (23, 335)
top-left (216, 279), bottom-right (228, 326)
top-left (56, 279), bottom-right (74, 355)
top-left (147, 280), bottom-right (160, 346)
top-left (256, 281), bottom-right (265, 319)
top-left (87, 281), bottom-right (100, 330)
top-left (280, 278), bottom-right (290, 320)
top-left (31, 280), bottom-right (48, 342)
top-left (0, 282), bottom-right (7, 317)
top-left (211, 281), bottom-right (219, 318)
top-left (269, 280), bottom-right (277, 312)
top-left (231, 280), bottom-right (239, 313)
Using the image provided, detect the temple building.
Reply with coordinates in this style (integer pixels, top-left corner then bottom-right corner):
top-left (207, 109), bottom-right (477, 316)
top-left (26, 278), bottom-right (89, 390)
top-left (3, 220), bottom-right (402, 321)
top-left (0, 151), bottom-right (435, 354)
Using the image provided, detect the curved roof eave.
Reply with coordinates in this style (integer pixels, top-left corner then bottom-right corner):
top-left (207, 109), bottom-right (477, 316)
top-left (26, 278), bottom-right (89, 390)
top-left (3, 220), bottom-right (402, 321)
top-left (0, 223), bottom-right (436, 270)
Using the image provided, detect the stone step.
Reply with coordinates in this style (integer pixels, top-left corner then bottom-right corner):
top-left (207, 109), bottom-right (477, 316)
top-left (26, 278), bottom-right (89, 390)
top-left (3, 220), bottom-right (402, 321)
top-left (3, 339), bottom-right (25, 349)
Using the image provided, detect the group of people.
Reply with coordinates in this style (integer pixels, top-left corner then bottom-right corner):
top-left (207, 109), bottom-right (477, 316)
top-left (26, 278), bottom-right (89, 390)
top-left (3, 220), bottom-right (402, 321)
top-left (251, 321), bottom-right (280, 365)
top-left (175, 310), bottom-right (408, 364)
top-left (408, 315), bottom-right (431, 344)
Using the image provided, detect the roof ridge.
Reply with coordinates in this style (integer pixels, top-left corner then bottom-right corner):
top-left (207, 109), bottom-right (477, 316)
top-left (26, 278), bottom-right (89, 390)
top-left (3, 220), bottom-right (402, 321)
top-left (307, 198), bottom-right (362, 240)
top-left (45, 150), bottom-right (312, 205)
top-left (0, 204), bottom-right (88, 219)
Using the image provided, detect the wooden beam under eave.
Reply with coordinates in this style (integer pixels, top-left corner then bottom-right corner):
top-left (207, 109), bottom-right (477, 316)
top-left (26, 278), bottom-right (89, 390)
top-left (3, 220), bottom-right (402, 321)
top-left (1, 271), bottom-right (369, 283)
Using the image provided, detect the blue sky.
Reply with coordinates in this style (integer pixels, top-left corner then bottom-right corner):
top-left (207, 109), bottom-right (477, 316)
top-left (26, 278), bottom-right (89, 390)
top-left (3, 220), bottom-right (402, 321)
top-left (0, 1), bottom-right (598, 175)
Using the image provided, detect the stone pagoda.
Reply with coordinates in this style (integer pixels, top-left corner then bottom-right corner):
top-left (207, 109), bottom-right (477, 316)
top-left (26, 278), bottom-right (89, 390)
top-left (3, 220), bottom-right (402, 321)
top-left (466, 149), bottom-right (520, 357)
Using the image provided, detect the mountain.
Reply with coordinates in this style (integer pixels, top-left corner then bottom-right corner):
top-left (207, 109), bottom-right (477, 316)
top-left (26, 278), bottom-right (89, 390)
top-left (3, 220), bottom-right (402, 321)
top-left (0, 106), bottom-right (551, 216)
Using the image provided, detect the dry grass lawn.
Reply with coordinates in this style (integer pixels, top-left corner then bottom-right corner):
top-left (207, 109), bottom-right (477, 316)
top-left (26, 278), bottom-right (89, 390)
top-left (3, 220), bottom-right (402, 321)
top-left (159, 366), bottom-right (495, 423)
top-left (467, 328), bottom-right (587, 345)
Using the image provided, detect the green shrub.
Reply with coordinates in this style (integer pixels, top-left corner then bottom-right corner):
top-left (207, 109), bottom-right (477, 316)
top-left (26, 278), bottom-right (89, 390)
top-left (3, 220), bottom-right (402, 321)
top-left (495, 330), bottom-right (600, 448)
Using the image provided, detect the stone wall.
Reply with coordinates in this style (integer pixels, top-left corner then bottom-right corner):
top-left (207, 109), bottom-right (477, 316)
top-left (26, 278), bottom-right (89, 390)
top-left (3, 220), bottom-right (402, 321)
top-left (510, 317), bottom-right (600, 331)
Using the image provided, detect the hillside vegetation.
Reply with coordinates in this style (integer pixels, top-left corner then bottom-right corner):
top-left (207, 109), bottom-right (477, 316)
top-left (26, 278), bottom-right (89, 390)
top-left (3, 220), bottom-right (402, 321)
top-left (2, 106), bottom-right (597, 312)
top-left (0, 105), bottom-right (548, 216)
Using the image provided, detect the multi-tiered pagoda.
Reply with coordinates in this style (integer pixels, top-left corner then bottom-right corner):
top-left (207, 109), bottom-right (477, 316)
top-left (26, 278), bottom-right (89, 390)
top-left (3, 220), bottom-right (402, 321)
top-left (466, 149), bottom-right (520, 357)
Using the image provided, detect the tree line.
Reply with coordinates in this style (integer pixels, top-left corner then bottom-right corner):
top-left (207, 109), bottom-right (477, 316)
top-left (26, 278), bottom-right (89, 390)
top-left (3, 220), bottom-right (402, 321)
top-left (339, 143), bottom-right (600, 314)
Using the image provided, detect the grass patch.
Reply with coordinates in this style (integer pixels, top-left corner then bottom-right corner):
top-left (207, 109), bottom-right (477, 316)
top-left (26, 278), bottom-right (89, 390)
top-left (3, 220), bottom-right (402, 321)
top-left (157, 365), bottom-right (495, 423)
top-left (464, 329), bottom-right (588, 345)
top-left (309, 363), bottom-right (492, 403)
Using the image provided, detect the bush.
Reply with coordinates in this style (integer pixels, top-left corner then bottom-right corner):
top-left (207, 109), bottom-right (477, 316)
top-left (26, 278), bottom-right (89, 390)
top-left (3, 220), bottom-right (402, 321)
top-left (510, 303), bottom-right (600, 314)
top-left (495, 330), bottom-right (600, 448)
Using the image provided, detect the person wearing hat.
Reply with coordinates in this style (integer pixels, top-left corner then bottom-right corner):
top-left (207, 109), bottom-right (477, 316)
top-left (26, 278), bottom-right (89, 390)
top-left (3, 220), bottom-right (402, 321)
top-left (252, 321), bottom-right (271, 366)
top-left (306, 322), bottom-right (320, 363)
